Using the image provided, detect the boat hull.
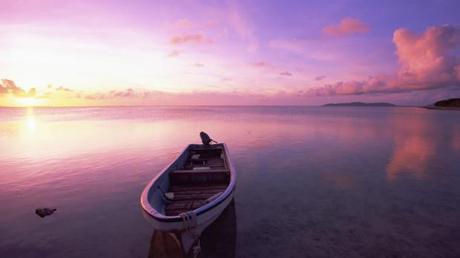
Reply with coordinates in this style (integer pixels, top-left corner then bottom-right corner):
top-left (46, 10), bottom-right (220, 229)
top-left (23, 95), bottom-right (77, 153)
top-left (140, 143), bottom-right (237, 252)
top-left (141, 189), bottom-right (234, 232)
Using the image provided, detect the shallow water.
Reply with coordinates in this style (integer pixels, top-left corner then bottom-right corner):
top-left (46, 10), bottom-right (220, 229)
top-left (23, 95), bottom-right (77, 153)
top-left (0, 106), bottom-right (459, 257)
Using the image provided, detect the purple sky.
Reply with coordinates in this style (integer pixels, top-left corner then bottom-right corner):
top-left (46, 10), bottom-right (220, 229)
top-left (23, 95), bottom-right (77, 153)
top-left (0, 0), bottom-right (459, 106)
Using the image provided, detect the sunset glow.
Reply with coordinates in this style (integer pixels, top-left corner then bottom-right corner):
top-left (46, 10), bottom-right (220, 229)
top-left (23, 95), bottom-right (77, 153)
top-left (1, 1), bottom-right (459, 106)
top-left (15, 97), bottom-right (42, 107)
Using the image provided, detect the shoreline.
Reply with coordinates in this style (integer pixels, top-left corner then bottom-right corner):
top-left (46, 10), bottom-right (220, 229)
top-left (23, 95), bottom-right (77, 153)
top-left (424, 106), bottom-right (460, 111)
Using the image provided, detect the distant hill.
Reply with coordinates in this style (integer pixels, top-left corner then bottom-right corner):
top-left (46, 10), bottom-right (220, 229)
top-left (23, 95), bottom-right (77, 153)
top-left (323, 102), bottom-right (396, 107)
top-left (434, 98), bottom-right (460, 108)
top-left (425, 98), bottom-right (460, 110)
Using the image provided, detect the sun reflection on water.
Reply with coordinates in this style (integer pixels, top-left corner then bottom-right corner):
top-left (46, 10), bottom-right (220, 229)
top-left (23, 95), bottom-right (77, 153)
top-left (25, 108), bottom-right (37, 132)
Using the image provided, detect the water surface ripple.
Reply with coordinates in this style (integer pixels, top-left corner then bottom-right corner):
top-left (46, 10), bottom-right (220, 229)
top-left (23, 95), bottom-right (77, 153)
top-left (0, 106), bottom-right (459, 257)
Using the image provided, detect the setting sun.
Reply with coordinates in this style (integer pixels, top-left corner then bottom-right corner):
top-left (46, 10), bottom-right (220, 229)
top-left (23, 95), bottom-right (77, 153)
top-left (14, 97), bottom-right (42, 107)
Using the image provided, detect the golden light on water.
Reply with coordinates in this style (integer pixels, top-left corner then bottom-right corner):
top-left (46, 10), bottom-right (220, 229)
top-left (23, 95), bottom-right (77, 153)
top-left (26, 109), bottom-right (37, 132)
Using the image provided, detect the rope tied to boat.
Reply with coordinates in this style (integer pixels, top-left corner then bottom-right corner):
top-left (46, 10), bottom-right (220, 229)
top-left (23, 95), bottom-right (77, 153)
top-left (180, 211), bottom-right (201, 257)
top-left (180, 211), bottom-right (197, 232)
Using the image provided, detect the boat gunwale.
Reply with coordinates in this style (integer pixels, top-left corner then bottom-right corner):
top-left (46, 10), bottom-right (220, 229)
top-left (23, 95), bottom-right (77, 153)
top-left (140, 143), bottom-right (237, 223)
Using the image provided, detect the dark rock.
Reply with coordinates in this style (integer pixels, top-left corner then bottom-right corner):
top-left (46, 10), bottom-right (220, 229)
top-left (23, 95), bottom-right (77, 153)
top-left (35, 208), bottom-right (57, 218)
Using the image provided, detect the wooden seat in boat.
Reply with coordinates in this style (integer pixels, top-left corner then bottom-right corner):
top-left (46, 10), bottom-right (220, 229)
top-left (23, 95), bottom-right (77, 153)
top-left (164, 146), bottom-right (231, 216)
top-left (165, 184), bottom-right (227, 216)
top-left (170, 169), bottom-right (230, 185)
top-left (185, 158), bottom-right (225, 170)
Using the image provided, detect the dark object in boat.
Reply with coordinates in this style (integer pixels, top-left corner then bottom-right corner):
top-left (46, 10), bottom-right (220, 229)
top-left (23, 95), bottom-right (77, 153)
top-left (200, 132), bottom-right (216, 145)
top-left (35, 208), bottom-right (57, 218)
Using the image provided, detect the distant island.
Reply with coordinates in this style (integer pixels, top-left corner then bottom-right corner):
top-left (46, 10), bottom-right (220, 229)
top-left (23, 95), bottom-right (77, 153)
top-left (425, 98), bottom-right (460, 110)
top-left (324, 102), bottom-right (396, 107)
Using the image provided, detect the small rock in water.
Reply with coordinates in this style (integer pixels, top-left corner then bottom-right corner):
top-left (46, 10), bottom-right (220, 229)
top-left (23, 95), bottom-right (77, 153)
top-left (35, 208), bottom-right (57, 218)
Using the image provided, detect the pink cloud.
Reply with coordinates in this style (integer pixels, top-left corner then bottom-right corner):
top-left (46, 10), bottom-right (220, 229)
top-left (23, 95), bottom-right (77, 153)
top-left (1, 78), bottom-right (457, 107)
top-left (167, 50), bottom-right (181, 57)
top-left (0, 79), bottom-right (35, 97)
top-left (169, 33), bottom-right (212, 45)
top-left (174, 18), bottom-right (194, 30)
top-left (310, 25), bottom-right (460, 96)
top-left (84, 88), bottom-right (138, 100)
top-left (308, 77), bottom-right (388, 96)
top-left (323, 17), bottom-right (370, 37)
top-left (393, 25), bottom-right (460, 88)
top-left (315, 76), bottom-right (326, 81)
top-left (251, 61), bottom-right (273, 68)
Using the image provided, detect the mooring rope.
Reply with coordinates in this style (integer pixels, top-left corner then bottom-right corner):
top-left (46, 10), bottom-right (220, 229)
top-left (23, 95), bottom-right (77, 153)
top-left (179, 211), bottom-right (200, 257)
top-left (180, 211), bottom-right (198, 232)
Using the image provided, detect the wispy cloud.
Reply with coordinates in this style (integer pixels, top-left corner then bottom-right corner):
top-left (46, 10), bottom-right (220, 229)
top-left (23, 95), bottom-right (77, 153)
top-left (174, 18), bottom-right (195, 30)
top-left (268, 39), bottom-right (304, 54)
top-left (192, 63), bottom-right (204, 67)
top-left (167, 50), bottom-right (181, 57)
top-left (323, 17), bottom-right (370, 37)
top-left (251, 61), bottom-right (273, 68)
top-left (226, 3), bottom-right (259, 52)
top-left (169, 33), bottom-right (212, 45)
top-left (173, 18), bottom-right (217, 31)
top-left (268, 38), bottom-right (348, 62)
top-left (315, 76), bottom-right (326, 81)
top-left (280, 71), bottom-right (292, 76)
top-left (55, 86), bottom-right (73, 92)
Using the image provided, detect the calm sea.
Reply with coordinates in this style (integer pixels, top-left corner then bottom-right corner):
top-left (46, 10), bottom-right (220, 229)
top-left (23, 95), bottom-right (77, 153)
top-left (0, 106), bottom-right (459, 257)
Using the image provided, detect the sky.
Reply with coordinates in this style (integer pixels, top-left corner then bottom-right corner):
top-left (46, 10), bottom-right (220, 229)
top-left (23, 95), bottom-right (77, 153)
top-left (0, 0), bottom-right (459, 106)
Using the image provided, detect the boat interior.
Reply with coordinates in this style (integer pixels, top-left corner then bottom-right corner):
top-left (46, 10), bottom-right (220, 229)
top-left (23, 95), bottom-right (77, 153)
top-left (164, 145), bottom-right (230, 216)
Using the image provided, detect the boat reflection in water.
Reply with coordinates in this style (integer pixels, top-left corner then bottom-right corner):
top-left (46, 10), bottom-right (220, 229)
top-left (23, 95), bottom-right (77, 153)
top-left (148, 200), bottom-right (236, 258)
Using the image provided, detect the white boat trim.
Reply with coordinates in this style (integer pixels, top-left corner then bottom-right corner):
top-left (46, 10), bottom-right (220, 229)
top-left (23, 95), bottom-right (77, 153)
top-left (140, 143), bottom-right (237, 231)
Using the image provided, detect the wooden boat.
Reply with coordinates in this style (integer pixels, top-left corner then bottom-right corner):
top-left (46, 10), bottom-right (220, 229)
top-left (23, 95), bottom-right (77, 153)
top-left (140, 143), bottom-right (236, 255)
